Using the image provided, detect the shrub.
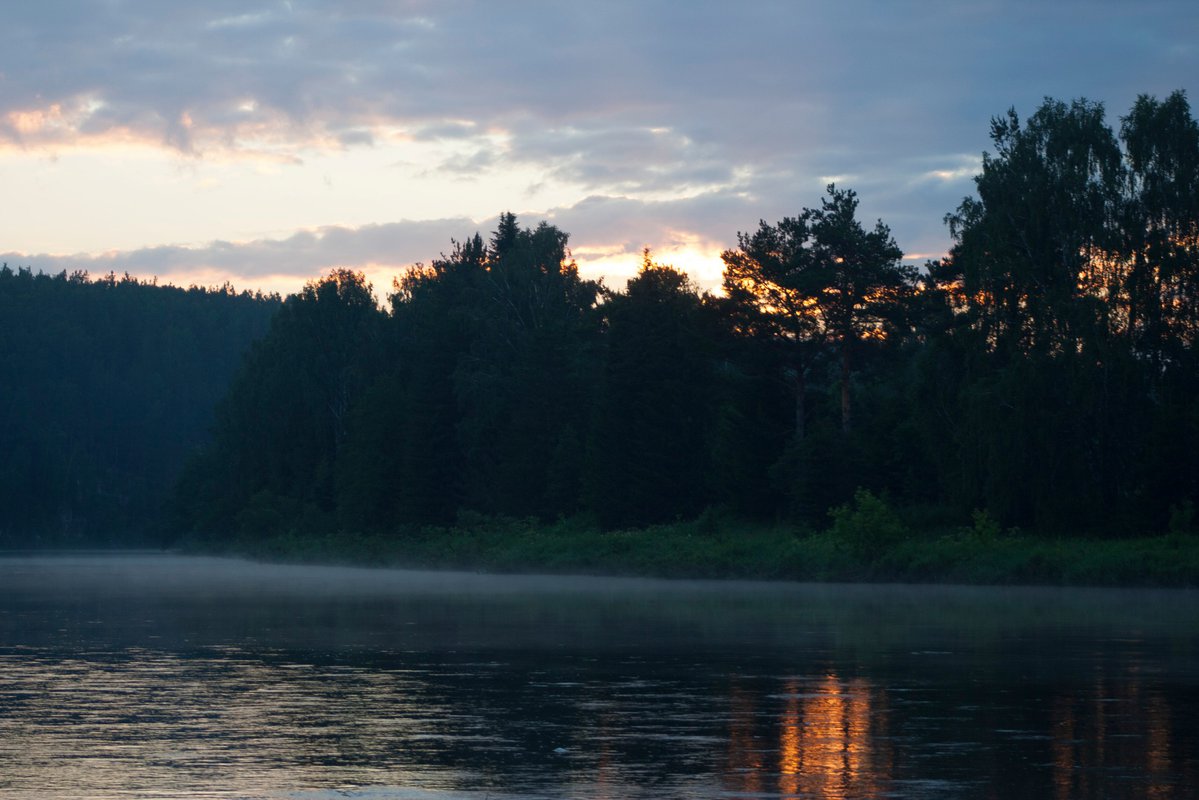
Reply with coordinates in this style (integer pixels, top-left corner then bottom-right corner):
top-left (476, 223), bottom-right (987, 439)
top-left (828, 488), bottom-right (909, 560)
top-left (968, 508), bottom-right (1003, 542)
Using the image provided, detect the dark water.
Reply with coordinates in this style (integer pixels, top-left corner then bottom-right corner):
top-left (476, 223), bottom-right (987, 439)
top-left (0, 554), bottom-right (1196, 799)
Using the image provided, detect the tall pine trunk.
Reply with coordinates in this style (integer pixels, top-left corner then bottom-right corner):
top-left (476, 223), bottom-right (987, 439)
top-left (793, 364), bottom-right (806, 442)
top-left (840, 341), bottom-right (851, 433)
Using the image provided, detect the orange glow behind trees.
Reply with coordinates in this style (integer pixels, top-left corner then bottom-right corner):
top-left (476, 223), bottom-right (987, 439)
top-left (722, 184), bottom-right (914, 438)
top-left (922, 91), bottom-right (1199, 530)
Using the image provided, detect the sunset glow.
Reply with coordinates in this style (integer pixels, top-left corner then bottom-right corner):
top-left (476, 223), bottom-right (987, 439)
top-left (1, 3), bottom-right (1195, 296)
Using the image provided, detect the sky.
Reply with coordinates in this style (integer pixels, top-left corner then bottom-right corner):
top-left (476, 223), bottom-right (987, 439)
top-left (2, 1), bottom-right (1197, 298)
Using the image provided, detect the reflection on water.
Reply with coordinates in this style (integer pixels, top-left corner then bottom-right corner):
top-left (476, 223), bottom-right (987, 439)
top-left (1049, 675), bottom-right (1189, 800)
top-left (0, 554), bottom-right (1196, 799)
top-left (730, 674), bottom-right (887, 800)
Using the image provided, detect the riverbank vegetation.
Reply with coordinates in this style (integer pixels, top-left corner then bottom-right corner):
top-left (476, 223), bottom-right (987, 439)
top-left (186, 492), bottom-right (1199, 587)
top-left (6, 93), bottom-right (1199, 586)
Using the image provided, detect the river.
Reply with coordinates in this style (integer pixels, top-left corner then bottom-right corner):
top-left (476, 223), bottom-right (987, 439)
top-left (0, 553), bottom-right (1195, 799)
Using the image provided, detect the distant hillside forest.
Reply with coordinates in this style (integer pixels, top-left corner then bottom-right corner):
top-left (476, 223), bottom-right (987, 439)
top-left (6, 92), bottom-right (1199, 549)
top-left (0, 269), bottom-right (279, 545)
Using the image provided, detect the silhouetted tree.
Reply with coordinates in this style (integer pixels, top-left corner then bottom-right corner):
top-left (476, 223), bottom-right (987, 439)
top-left (1119, 90), bottom-right (1199, 369)
top-left (723, 185), bottom-right (912, 438)
top-left (452, 214), bottom-right (602, 518)
top-left (932, 93), bottom-right (1199, 531)
top-left (586, 252), bottom-right (716, 528)
top-left (183, 269), bottom-right (382, 538)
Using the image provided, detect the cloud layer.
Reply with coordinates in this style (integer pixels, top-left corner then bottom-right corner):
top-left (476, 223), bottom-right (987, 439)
top-left (2, 1), bottom-right (1197, 290)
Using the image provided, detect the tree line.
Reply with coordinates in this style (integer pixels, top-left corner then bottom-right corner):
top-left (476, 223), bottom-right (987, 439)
top-left (175, 92), bottom-right (1199, 542)
top-left (3, 91), bottom-right (1194, 548)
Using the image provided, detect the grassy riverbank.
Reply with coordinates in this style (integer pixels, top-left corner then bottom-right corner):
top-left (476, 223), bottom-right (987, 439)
top-left (187, 496), bottom-right (1199, 587)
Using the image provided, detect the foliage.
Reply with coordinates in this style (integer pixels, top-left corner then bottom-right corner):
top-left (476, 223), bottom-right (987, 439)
top-left (181, 269), bottom-right (384, 540)
top-left (586, 252), bottom-right (718, 527)
top-left (722, 184), bottom-right (915, 438)
top-left (189, 514), bottom-right (1199, 588)
top-left (165, 90), bottom-right (1199, 556)
top-left (968, 509), bottom-right (1003, 542)
top-left (929, 90), bottom-right (1199, 531)
top-left (827, 488), bottom-right (910, 560)
top-left (9, 92), bottom-right (1199, 573)
top-left (0, 267), bottom-right (277, 545)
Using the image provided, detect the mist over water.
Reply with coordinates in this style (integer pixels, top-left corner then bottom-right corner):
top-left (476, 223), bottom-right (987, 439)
top-left (0, 553), bottom-right (1196, 799)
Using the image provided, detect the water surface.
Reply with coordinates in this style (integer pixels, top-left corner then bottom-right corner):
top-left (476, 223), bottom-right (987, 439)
top-left (0, 553), bottom-right (1195, 798)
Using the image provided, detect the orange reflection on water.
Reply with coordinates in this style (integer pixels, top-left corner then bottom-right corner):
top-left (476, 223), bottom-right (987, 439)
top-left (791, 674), bottom-right (879, 798)
top-left (1146, 691), bottom-right (1171, 800)
top-left (726, 684), bottom-right (763, 796)
top-left (728, 673), bottom-right (889, 799)
top-left (1051, 695), bottom-right (1079, 800)
top-left (778, 680), bottom-right (800, 797)
top-left (1050, 668), bottom-right (1183, 799)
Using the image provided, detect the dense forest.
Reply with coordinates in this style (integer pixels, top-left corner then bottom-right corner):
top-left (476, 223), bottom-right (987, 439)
top-left (0, 269), bottom-right (279, 545)
top-left (4, 93), bottom-right (1197, 557)
top-left (174, 93), bottom-right (1199, 545)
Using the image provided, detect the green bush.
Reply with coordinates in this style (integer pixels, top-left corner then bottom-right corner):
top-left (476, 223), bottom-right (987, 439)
top-left (968, 509), bottom-right (1003, 542)
top-left (828, 488), bottom-right (909, 560)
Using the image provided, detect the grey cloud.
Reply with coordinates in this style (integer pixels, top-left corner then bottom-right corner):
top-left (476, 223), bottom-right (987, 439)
top-left (412, 121), bottom-right (482, 141)
top-left (1, 1), bottom-right (1196, 260)
top-left (501, 124), bottom-right (738, 195)
top-left (336, 129), bottom-right (375, 147)
top-left (6, 3), bottom-right (1195, 145)
top-left (0, 216), bottom-right (481, 284)
top-left (545, 193), bottom-right (758, 256)
top-left (542, 155), bottom-right (982, 267)
top-left (435, 147), bottom-right (497, 175)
